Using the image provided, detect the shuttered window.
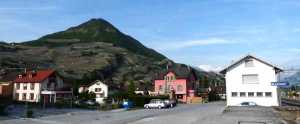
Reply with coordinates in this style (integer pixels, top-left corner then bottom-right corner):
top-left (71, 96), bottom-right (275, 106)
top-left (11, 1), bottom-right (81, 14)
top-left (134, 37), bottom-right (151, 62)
top-left (242, 74), bottom-right (259, 84)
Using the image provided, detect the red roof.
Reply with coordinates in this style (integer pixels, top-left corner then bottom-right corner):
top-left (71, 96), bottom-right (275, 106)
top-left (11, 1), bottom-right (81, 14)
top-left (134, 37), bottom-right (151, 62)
top-left (14, 70), bottom-right (55, 83)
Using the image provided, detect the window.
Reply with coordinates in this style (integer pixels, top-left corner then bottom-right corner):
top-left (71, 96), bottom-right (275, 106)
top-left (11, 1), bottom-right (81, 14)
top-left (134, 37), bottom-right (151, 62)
top-left (159, 85), bottom-right (163, 91)
top-left (16, 83), bottom-right (20, 90)
top-left (22, 93), bottom-right (26, 100)
top-left (231, 92), bottom-right (238, 97)
top-left (242, 74), bottom-right (259, 84)
top-left (245, 59), bottom-right (254, 67)
top-left (177, 85), bottom-right (183, 91)
top-left (240, 92), bottom-right (246, 97)
top-left (23, 83), bottom-right (27, 90)
top-left (30, 83), bottom-right (34, 90)
top-left (248, 92), bottom-right (254, 97)
top-left (47, 83), bottom-right (51, 89)
top-left (257, 92), bottom-right (263, 97)
top-left (167, 85), bottom-right (171, 91)
top-left (15, 93), bottom-right (19, 100)
top-left (30, 93), bottom-right (34, 100)
top-left (95, 88), bottom-right (102, 92)
top-left (265, 92), bottom-right (272, 97)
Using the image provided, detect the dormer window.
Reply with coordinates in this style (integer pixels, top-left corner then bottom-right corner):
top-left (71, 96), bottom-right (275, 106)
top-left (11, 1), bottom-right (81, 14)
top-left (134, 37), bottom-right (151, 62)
top-left (245, 59), bottom-right (254, 67)
top-left (18, 75), bottom-right (22, 78)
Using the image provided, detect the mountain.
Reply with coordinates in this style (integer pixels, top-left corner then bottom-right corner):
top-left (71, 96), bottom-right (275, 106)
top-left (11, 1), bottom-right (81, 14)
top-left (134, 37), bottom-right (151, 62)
top-left (0, 18), bottom-right (221, 90)
top-left (283, 71), bottom-right (300, 86)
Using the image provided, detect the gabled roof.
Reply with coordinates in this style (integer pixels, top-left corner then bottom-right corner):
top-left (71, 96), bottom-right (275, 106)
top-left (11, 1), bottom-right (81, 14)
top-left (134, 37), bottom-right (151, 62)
top-left (80, 80), bottom-right (107, 88)
top-left (155, 64), bottom-right (197, 80)
top-left (14, 69), bottom-right (55, 83)
top-left (220, 55), bottom-right (283, 74)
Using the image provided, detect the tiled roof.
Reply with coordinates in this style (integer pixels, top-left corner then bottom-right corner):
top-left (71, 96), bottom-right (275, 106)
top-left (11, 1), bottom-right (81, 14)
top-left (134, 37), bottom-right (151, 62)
top-left (14, 69), bottom-right (55, 83)
top-left (155, 64), bottom-right (197, 80)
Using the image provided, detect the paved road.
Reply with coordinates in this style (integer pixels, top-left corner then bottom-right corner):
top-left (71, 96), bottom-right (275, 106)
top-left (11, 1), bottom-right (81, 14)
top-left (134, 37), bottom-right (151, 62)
top-left (1, 102), bottom-right (283, 124)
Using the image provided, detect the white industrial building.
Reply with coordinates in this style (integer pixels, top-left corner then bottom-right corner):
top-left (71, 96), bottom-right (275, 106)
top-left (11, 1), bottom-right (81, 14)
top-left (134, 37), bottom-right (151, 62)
top-left (220, 55), bottom-right (283, 106)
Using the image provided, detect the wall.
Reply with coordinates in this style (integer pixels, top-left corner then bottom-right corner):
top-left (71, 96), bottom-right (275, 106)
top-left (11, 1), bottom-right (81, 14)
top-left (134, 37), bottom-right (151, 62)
top-left (225, 58), bottom-right (279, 106)
top-left (0, 82), bottom-right (13, 97)
top-left (13, 82), bottom-right (41, 102)
top-left (87, 81), bottom-right (108, 104)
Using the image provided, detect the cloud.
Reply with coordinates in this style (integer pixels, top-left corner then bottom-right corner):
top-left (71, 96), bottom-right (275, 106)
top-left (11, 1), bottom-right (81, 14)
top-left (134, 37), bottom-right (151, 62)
top-left (198, 64), bottom-right (223, 72)
top-left (287, 48), bottom-right (300, 53)
top-left (157, 38), bottom-right (235, 51)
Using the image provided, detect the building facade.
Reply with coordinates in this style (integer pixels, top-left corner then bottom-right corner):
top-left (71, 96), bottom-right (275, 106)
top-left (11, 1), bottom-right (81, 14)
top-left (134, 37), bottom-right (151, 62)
top-left (0, 82), bottom-right (13, 97)
top-left (79, 80), bottom-right (108, 104)
top-left (13, 69), bottom-right (72, 103)
top-left (221, 55), bottom-right (282, 106)
top-left (154, 69), bottom-right (198, 103)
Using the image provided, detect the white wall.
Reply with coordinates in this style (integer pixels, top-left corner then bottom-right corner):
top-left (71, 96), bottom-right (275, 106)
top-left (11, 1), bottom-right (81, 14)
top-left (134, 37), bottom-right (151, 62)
top-left (13, 74), bottom-right (65, 103)
top-left (87, 81), bottom-right (108, 104)
top-left (225, 58), bottom-right (279, 106)
top-left (13, 83), bottom-right (41, 102)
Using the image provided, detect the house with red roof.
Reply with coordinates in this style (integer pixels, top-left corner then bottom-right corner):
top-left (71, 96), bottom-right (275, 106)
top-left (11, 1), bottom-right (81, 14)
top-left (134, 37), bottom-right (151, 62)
top-left (13, 69), bottom-right (72, 103)
top-left (154, 66), bottom-right (199, 103)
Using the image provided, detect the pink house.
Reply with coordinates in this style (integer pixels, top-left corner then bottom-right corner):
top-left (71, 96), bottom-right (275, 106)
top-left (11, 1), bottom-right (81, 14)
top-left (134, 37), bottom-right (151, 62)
top-left (154, 69), bottom-right (198, 103)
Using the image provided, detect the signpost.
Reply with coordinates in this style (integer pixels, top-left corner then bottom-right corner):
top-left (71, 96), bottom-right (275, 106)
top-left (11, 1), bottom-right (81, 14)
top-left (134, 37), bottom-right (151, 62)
top-left (271, 82), bottom-right (289, 87)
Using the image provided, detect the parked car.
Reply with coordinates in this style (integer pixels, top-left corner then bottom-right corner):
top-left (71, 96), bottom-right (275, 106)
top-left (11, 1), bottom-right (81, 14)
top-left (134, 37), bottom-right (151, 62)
top-left (74, 100), bottom-right (85, 105)
top-left (239, 102), bottom-right (257, 106)
top-left (84, 100), bottom-right (97, 106)
top-left (164, 99), bottom-right (176, 108)
top-left (144, 99), bottom-right (167, 109)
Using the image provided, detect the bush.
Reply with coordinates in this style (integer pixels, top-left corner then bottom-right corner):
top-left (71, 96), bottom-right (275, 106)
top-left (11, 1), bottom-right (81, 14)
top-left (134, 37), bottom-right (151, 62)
top-left (99, 104), bottom-right (111, 110)
top-left (78, 91), bottom-right (96, 100)
top-left (0, 104), bottom-right (6, 115)
top-left (208, 91), bottom-right (221, 101)
top-left (111, 103), bottom-right (121, 109)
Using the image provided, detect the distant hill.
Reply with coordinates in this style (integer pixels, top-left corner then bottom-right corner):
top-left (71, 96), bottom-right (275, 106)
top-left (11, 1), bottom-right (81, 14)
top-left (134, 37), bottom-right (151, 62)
top-left (283, 71), bottom-right (300, 86)
top-left (0, 18), bottom-right (221, 90)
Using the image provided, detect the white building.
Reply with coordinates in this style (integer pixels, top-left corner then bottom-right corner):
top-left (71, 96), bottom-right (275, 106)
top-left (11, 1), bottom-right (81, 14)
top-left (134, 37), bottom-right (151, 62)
top-left (13, 70), bottom-right (72, 103)
top-left (220, 55), bottom-right (283, 106)
top-left (78, 80), bottom-right (108, 104)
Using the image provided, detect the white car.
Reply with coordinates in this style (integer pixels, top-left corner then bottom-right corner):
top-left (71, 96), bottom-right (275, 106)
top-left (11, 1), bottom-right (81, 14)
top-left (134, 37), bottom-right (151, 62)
top-left (144, 99), bottom-right (167, 109)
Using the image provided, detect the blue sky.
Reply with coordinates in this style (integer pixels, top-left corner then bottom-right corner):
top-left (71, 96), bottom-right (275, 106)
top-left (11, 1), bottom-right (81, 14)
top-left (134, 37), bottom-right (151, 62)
top-left (1, 0), bottom-right (300, 70)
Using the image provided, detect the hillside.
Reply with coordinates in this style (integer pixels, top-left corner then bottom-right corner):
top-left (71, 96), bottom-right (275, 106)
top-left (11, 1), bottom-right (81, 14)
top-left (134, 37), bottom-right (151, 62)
top-left (0, 18), bottom-right (221, 90)
top-left (284, 71), bottom-right (300, 86)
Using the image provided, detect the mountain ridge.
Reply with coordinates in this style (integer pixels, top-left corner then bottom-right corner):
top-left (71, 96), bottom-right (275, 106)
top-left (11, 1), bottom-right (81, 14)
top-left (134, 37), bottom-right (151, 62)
top-left (0, 18), bottom-right (222, 90)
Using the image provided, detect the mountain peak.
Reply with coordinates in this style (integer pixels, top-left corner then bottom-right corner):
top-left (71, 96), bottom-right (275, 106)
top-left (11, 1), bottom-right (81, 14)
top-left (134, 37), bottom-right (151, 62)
top-left (67, 18), bottom-right (119, 33)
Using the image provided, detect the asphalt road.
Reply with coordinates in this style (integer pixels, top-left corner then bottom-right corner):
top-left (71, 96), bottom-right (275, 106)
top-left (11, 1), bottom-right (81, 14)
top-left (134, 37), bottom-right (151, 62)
top-left (1, 102), bottom-right (283, 124)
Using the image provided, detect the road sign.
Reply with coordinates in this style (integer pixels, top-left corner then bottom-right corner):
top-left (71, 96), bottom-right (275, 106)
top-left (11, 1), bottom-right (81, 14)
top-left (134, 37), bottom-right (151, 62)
top-left (271, 82), bottom-right (289, 86)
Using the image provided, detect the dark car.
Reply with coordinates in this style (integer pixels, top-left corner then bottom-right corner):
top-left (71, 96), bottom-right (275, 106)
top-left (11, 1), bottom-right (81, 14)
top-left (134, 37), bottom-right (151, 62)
top-left (164, 99), bottom-right (177, 108)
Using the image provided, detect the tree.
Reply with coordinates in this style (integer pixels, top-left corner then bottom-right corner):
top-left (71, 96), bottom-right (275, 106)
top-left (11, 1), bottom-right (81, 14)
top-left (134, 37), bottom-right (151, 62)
top-left (78, 91), bottom-right (96, 100)
top-left (128, 81), bottom-right (136, 97)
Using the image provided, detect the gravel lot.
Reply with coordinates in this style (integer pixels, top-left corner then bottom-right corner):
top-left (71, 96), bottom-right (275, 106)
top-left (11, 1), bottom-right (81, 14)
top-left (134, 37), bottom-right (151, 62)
top-left (1, 102), bottom-right (284, 124)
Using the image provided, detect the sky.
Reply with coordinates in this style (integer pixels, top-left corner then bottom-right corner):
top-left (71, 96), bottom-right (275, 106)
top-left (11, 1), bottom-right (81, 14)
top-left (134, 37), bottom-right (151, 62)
top-left (1, 0), bottom-right (300, 71)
